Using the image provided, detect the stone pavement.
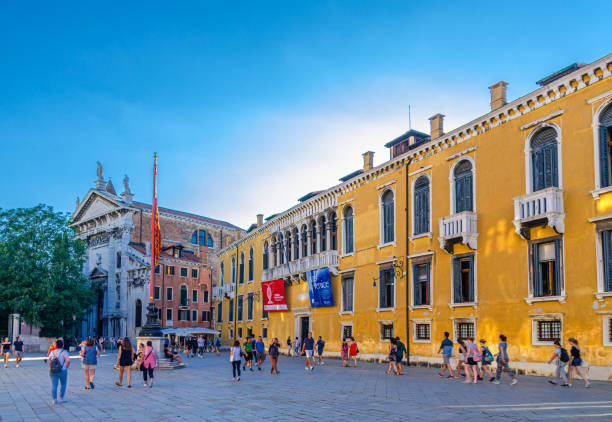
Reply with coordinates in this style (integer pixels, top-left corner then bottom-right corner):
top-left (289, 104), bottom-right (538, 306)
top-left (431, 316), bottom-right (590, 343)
top-left (0, 352), bottom-right (611, 421)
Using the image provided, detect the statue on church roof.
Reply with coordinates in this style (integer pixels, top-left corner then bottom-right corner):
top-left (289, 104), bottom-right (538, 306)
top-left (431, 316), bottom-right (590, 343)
top-left (123, 174), bottom-right (131, 195)
top-left (76, 196), bottom-right (80, 210)
top-left (96, 161), bottom-right (104, 181)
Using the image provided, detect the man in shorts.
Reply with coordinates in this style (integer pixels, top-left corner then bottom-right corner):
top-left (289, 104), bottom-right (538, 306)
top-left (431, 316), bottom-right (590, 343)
top-left (395, 336), bottom-right (407, 375)
top-left (303, 332), bottom-right (315, 372)
top-left (255, 336), bottom-right (266, 370)
top-left (438, 331), bottom-right (454, 378)
top-left (243, 336), bottom-right (254, 371)
top-left (12, 336), bottom-right (24, 368)
top-left (316, 336), bottom-right (325, 365)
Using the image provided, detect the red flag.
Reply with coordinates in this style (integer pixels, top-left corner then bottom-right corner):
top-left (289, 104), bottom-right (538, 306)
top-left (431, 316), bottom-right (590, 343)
top-left (149, 153), bottom-right (161, 302)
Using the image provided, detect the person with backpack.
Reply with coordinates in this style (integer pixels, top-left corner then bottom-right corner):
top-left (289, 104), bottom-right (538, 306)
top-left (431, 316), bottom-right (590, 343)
top-left (316, 336), bottom-right (326, 365)
top-left (547, 339), bottom-right (569, 386)
top-left (479, 339), bottom-right (495, 382)
top-left (438, 332), bottom-right (454, 378)
top-left (80, 338), bottom-right (100, 390)
top-left (48, 339), bottom-right (70, 404)
top-left (567, 337), bottom-right (591, 388)
top-left (493, 334), bottom-right (517, 385)
top-left (464, 337), bottom-right (481, 384)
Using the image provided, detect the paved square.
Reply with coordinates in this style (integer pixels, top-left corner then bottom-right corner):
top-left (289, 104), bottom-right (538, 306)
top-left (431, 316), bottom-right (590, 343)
top-left (0, 352), bottom-right (610, 421)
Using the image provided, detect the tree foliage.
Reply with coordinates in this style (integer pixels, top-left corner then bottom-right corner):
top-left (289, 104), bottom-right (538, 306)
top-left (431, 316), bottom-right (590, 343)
top-left (0, 205), bottom-right (95, 337)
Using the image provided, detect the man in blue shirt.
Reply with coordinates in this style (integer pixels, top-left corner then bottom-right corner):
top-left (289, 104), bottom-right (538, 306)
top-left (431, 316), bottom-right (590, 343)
top-left (303, 332), bottom-right (315, 372)
top-left (316, 336), bottom-right (325, 365)
top-left (255, 336), bottom-right (266, 371)
top-left (437, 331), bottom-right (454, 378)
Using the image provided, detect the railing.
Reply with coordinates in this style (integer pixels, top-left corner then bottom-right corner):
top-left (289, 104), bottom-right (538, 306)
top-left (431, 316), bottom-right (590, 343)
top-left (513, 187), bottom-right (564, 236)
top-left (262, 250), bottom-right (339, 281)
top-left (438, 211), bottom-right (478, 251)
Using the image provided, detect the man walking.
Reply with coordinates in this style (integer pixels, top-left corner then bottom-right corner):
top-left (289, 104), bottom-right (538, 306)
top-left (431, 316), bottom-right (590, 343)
top-left (547, 339), bottom-right (569, 386)
top-left (395, 336), bottom-right (407, 375)
top-left (197, 336), bottom-right (205, 358)
top-left (316, 336), bottom-right (325, 365)
top-left (303, 332), bottom-right (315, 372)
top-left (12, 336), bottom-right (24, 368)
top-left (437, 332), bottom-right (454, 378)
top-left (293, 337), bottom-right (301, 357)
top-left (243, 336), bottom-right (254, 371)
top-left (255, 336), bottom-right (266, 370)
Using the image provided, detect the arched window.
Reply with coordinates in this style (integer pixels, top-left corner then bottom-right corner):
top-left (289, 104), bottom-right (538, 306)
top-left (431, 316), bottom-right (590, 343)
top-left (279, 234), bottom-right (285, 264)
top-left (239, 252), bottom-right (245, 283)
top-left (248, 248), bottom-right (254, 281)
top-left (263, 242), bottom-right (269, 270)
top-left (293, 228), bottom-right (299, 259)
top-left (344, 206), bottom-right (354, 254)
top-left (231, 257), bottom-right (236, 283)
top-left (180, 285), bottom-right (188, 306)
top-left (191, 231), bottom-right (197, 245)
top-left (319, 216), bottom-right (327, 252)
top-left (285, 231), bottom-right (292, 261)
top-left (330, 213), bottom-right (337, 250)
top-left (135, 299), bottom-right (142, 327)
top-left (454, 160), bottom-right (473, 212)
top-left (530, 127), bottom-right (558, 192)
top-left (311, 221), bottom-right (317, 254)
top-left (271, 240), bottom-right (277, 267)
top-left (381, 190), bottom-right (395, 244)
top-left (220, 262), bottom-right (225, 286)
top-left (301, 225), bottom-right (308, 257)
top-left (198, 230), bottom-right (206, 246)
top-left (414, 175), bottom-right (430, 234)
top-left (207, 233), bottom-right (214, 248)
top-left (598, 105), bottom-right (612, 187)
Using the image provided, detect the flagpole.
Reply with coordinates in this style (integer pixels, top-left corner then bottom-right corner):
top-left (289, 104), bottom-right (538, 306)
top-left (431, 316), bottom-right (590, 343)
top-left (149, 152), bottom-right (157, 302)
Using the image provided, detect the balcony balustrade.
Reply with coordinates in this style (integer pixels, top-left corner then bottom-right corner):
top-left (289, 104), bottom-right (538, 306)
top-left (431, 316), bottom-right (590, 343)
top-left (513, 187), bottom-right (564, 239)
top-left (438, 211), bottom-right (478, 253)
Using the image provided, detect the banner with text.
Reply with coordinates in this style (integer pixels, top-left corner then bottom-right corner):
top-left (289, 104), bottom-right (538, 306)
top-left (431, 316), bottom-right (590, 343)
top-left (306, 267), bottom-right (334, 307)
top-left (261, 279), bottom-right (288, 311)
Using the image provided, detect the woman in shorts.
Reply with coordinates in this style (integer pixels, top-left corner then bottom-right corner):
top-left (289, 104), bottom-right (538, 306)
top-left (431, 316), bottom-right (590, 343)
top-left (567, 338), bottom-right (591, 388)
top-left (2, 337), bottom-right (11, 368)
top-left (80, 338), bottom-right (100, 389)
top-left (386, 337), bottom-right (399, 375)
top-left (455, 339), bottom-right (467, 379)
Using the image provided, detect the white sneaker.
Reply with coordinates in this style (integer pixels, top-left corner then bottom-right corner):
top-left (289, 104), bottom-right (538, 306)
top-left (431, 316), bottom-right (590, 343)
top-left (305, 367), bottom-right (308, 372)
top-left (16, 364), bottom-right (19, 368)
top-left (492, 380), bottom-right (500, 385)
top-left (511, 379), bottom-right (518, 385)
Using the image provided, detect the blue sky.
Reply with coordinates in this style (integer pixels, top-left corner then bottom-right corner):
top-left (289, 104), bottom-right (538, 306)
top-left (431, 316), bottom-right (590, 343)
top-left (1, 1), bottom-right (611, 229)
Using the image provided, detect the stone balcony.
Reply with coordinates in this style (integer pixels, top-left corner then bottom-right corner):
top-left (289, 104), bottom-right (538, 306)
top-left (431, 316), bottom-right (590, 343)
top-left (213, 283), bottom-right (234, 300)
top-left (262, 250), bottom-right (339, 281)
top-left (513, 187), bottom-right (564, 240)
top-left (438, 211), bottom-right (478, 253)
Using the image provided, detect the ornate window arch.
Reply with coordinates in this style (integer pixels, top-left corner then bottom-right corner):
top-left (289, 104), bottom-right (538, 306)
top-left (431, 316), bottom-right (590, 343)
top-left (207, 233), bottom-right (214, 248)
top-left (413, 175), bottom-right (431, 235)
top-left (284, 230), bottom-right (292, 261)
top-left (198, 230), bottom-right (206, 246)
top-left (380, 189), bottom-right (395, 244)
top-left (263, 241), bottom-right (269, 270)
top-left (595, 101), bottom-right (612, 190)
top-left (220, 262), bottom-right (225, 286)
top-left (301, 225), bottom-right (308, 257)
top-left (343, 205), bottom-right (354, 254)
top-left (449, 157), bottom-right (476, 214)
top-left (311, 220), bottom-right (317, 254)
top-left (292, 227), bottom-right (299, 259)
top-left (319, 215), bottom-right (327, 252)
top-left (524, 123), bottom-right (562, 193)
top-left (231, 256), bottom-right (236, 283)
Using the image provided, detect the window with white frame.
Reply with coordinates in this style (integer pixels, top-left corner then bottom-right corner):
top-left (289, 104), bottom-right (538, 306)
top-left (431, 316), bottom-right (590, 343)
top-left (415, 323), bottom-right (431, 341)
top-left (203, 290), bottom-right (209, 303)
top-left (534, 319), bottom-right (562, 344)
top-left (341, 276), bottom-right (354, 312)
top-left (530, 238), bottom-right (563, 297)
top-left (381, 190), bottom-right (395, 244)
top-left (217, 302), bottom-right (223, 323)
top-left (192, 268), bottom-right (198, 278)
top-left (598, 104), bottom-right (612, 188)
top-left (237, 296), bottom-right (243, 321)
top-left (604, 316), bottom-right (612, 346)
top-left (413, 261), bottom-right (431, 306)
top-left (192, 310), bottom-right (197, 321)
top-left (380, 322), bottom-right (394, 341)
top-left (202, 310), bottom-right (210, 322)
top-left (262, 326), bottom-right (268, 339)
top-left (454, 160), bottom-right (474, 213)
top-left (452, 255), bottom-right (475, 304)
top-left (247, 293), bottom-right (254, 321)
top-left (192, 289), bottom-right (198, 303)
top-left (237, 327), bottom-right (243, 339)
top-left (601, 230), bottom-right (612, 293)
top-left (180, 267), bottom-right (188, 277)
top-left (166, 308), bottom-right (173, 321)
top-left (455, 321), bottom-right (475, 341)
top-left (342, 324), bottom-right (353, 341)
top-left (228, 299), bottom-right (234, 322)
top-left (530, 127), bottom-right (559, 192)
top-left (154, 286), bottom-right (160, 300)
top-left (413, 175), bottom-right (430, 234)
top-left (379, 266), bottom-right (395, 309)
top-left (166, 287), bottom-right (173, 301)
top-left (343, 206), bottom-right (354, 254)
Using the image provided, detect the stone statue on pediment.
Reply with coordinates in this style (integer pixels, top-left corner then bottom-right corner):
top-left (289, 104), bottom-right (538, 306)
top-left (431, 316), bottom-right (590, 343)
top-left (123, 175), bottom-right (131, 195)
top-left (76, 196), bottom-right (80, 210)
top-left (96, 161), bottom-right (104, 181)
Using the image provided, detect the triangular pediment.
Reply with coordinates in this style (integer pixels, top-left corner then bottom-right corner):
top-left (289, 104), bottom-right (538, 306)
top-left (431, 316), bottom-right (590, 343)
top-left (70, 189), bottom-right (131, 225)
top-left (89, 266), bottom-right (108, 278)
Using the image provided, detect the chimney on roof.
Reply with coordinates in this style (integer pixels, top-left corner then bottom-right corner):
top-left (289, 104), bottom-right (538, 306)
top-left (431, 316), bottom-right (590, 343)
top-left (489, 81), bottom-right (508, 110)
top-left (257, 214), bottom-right (263, 227)
top-left (362, 151), bottom-right (374, 171)
top-left (429, 114), bottom-right (445, 139)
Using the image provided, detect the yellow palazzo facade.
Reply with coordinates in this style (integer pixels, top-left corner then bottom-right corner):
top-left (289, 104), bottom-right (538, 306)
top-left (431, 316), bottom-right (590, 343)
top-left (215, 54), bottom-right (612, 380)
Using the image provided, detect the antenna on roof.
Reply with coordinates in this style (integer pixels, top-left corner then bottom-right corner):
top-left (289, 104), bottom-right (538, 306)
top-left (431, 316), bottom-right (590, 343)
top-left (408, 105), bottom-right (412, 130)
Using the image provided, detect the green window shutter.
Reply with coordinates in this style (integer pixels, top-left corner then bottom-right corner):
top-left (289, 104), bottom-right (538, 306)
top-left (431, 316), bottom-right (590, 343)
top-left (600, 125), bottom-right (610, 187)
top-left (425, 262), bottom-right (431, 306)
top-left (533, 243), bottom-right (542, 297)
top-left (554, 239), bottom-right (561, 295)
top-left (452, 258), bottom-right (461, 303)
top-left (468, 255), bottom-right (475, 302)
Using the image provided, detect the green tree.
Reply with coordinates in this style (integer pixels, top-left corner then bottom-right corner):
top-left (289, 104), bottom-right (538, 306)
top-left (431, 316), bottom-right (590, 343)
top-left (0, 205), bottom-right (95, 337)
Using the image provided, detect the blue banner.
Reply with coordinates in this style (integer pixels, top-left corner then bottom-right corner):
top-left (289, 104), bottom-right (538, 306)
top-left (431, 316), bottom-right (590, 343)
top-left (306, 267), bottom-right (334, 307)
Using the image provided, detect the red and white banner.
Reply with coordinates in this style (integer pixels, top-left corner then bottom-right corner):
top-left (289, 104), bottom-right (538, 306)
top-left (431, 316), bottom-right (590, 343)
top-left (261, 279), bottom-right (288, 311)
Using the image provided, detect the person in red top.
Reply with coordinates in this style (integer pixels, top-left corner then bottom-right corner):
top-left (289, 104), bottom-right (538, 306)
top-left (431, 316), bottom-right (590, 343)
top-left (45, 340), bottom-right (57, 363)
top-left (349, 337), bottom-right (358, 367)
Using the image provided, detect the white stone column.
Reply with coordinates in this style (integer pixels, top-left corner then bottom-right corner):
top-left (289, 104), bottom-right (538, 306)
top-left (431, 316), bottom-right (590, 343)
top-left (298, 229), bottom-right (304, 259)
top-left (326, 219), bottom-right (332, 252)
top-left (316, 221), bottom-right (322, 254)
top-left (307, 229), bottom-right (313, 256)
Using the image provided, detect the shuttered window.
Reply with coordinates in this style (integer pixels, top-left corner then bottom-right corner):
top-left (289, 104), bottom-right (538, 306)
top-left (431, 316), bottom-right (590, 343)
top-left (414, 176), bottom-right (430, 234)
top-left (532, 239), bottom-right (562, 297)
top-left (454, 160), bottom-right (473, 213)
top-left (452, 255), bottom-right (475, 303)
top-left (599, 105), bottom-right (612, 187)
top-left (237, 296), bottom-right (243, 321)
top-left (382, 190), bottom-right (395, 243)
top-left (263, 243), bottom-right (269, 270)
top-left (344, 206), bottom-right (354, 253)
top-left (379, 267), bottom-right (395, 308)
top-left (413, 262), bottom-right (431, 306)
top-left (247, 293), bottom-right (254, 321)
top-left (531, 127), bottom-right (559, 192)
top-left (602, 230), bottom-right (612, 292)
top-left (341, 276), bottom-right (354, 312)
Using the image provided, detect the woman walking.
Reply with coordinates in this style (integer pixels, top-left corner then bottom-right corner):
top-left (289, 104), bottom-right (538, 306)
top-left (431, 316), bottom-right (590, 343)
top-left (464, 337), bottom-right (481, 384)
top-left (115, 337), bottom-right (135, 388)
top-left (2, 337), bottom-right (11, 368)
top-left (80, 338), bottom-right (100, 389)
top-left (455, 339), bottom-right (467, 378)
top-left (142, 341), bottom-right (157, 388)
top-left (567, 338), bottom-right (591, 388)
top-left (286, 337), bottom-right (292, 356)
top-left (48, 339), bottom-right (70, 405)
top-left (386, 337), bottom-right (399, 375)
top-left (479, 339), bottom-right (495, 381)
top-left (349, 337), bottom-right (359, 367)
top-left (341, 340), bottom-right (349, 367)
top-left (230, 340), bottom-right (242, 382)
top-left (493, 334), bottom-right (517, 385)
top-left (268, 338), bottom-right (280, 374)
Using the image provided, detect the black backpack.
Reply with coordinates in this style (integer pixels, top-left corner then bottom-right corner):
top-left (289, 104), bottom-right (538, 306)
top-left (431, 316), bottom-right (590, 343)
top-left (559, 347), bottom-right (570, 363)
top-left (49, 352), bottom-right (63, 373)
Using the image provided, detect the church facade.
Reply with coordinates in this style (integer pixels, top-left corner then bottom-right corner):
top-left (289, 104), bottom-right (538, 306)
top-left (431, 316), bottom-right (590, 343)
top-left (70, 166), bottom-right (242, 339)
